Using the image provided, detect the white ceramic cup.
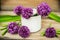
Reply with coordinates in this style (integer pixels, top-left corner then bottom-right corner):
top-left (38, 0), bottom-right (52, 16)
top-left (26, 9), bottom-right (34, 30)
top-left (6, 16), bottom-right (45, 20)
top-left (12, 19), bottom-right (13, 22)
top-left (21, 9), bottom-right (41, 32)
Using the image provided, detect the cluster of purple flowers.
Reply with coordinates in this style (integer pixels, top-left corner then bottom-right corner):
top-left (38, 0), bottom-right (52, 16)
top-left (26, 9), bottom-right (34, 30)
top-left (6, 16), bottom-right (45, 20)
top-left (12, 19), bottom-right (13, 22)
top-left (22, 8), bottom-right (33, 19)
top-left (37, 2), bottom-right (51, 16)
top-left (8, 22), bottom-right (30, 38)
top-left (8, 22), bottom-right (19, 34)
top-left (8, 22), bottom-right (56, 38)
top-left (14, 6), bottom-right (23, 16)
top-left (10, 2), bottom-right (55, 38)
top-left (14, 2), bottom-right (51, 18)
top-left (45, 27), bottom-right (56, 38)
top-left (14, 6), bottom-right (33, 19)
top-left (18, 26), bottom-right (30, 38)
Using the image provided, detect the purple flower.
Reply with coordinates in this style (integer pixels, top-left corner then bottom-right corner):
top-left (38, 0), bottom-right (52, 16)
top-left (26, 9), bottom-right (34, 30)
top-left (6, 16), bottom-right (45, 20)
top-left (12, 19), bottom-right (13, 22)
top-left (18, 26), bottom-right (30, 38)
top-left (22, 8), bottom-right (33, 19)
top-left (8, 22), bottom-right (19, 34)
top-left (45, 27), bottom-right (56, 38)
top-left (14, 6), bottom-right (23, 16)
top-left (37, 2), bottom-right (51, 16)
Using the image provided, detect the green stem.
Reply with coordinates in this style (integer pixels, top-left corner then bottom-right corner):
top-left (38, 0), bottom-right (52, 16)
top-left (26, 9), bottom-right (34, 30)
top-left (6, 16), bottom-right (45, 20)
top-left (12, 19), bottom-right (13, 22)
top-left (0, 27), bottom-right (7, 30)
top-left (1, 29), bottom-right (8, 36)
top-left (20, 15), bottom-right (22, 26)
top-left (0, 12), bottom-right (60, 23)
top-left (0, 15), bottom-right (21, 22)
top-left (48, 12), bottom-right (60, 22)
top-left (33, 13), bottom-right (38, 17)
top-left (41, 31), bottom-right (45, 36)
top-left (49, 23), bottom-right (52, 27)
top-left (56, 30), bottom-right (60, 35)
top-left (18, 15), bottom-right (22, 26)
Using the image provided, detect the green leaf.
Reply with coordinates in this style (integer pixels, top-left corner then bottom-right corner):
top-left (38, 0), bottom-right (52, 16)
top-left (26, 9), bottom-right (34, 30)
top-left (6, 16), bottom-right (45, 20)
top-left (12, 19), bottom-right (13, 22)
top-left (41, 31), bottom-right (45, 36)
top-left (0, 27), bottom-right (7, 30)
top-left (1, 29), bottom-right (8, 36)
top-left (48, 12), bottom-right (60, 22)
top-left (56, 30), bottom-right (60, 35)
top-left (33, 13), bottom-right (38, 17)
top-left (0, 15), bottom-right (21, 22)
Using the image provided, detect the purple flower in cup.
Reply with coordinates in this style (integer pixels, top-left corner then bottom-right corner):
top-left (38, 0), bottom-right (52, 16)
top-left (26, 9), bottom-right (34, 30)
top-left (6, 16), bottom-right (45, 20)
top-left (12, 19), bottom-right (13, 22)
top-left (14, 6), bottom-right (23, 16)
top-left (37, 2), bottom-right (51, 16)
top-left (22, 8), bottom-right (33, 19)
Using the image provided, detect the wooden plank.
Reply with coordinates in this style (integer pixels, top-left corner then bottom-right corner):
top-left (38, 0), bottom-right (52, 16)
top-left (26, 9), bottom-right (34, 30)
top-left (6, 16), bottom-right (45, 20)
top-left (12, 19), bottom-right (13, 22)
top-left (1, 0), bottom-right (59, 11)
top-left (0, 11), bottom-right (60, 40)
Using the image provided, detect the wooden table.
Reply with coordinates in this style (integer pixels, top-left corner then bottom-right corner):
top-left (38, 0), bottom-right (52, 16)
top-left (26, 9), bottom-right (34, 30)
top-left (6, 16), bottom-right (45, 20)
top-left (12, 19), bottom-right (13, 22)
top-left (0, 11), bottom-right (60, 40)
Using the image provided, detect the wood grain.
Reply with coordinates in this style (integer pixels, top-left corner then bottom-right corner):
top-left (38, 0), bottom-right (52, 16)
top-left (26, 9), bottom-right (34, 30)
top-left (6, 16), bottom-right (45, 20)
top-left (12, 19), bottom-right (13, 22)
top-left (1, 0), bottom-right (59, 11)
top-left (0, 11), bottom-right (60, 40)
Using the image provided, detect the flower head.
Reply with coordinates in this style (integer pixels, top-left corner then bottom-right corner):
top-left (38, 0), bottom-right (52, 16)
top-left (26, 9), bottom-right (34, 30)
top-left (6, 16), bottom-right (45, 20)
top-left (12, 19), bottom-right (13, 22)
top-left (8, 22), bottom-right (19, 34)
top-left (37, 2), bottom-right (51, 16)
top-left (45, 27), bottom-right (56, 38)
top-left (18, 26), bottom-right (30, 38)
top-left (14, 6), bottom-right (23, 16)
top-left (22, 8), bottom-right (33, 19)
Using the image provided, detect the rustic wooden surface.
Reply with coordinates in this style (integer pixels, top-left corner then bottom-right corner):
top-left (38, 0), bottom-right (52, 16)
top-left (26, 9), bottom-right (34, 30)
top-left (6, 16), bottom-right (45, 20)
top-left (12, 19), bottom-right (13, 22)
top-left (1, 0), bottom-right (59, 11)
top-left (0, 11), bottom-right (60, 40)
